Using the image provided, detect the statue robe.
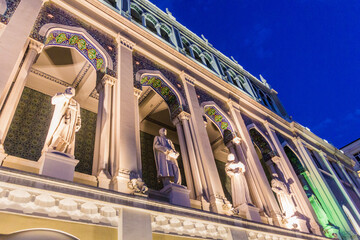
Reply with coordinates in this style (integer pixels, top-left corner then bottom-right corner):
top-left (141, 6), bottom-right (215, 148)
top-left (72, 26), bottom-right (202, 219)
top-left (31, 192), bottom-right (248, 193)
top-left (153, 135), bottom-right (181, 185)
top-left (44, 93), bottom-right (81, 155)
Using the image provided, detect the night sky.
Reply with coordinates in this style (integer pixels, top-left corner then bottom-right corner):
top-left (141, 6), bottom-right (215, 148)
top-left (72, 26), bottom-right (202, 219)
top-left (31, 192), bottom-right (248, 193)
top-left (148, 0), bottom-right (360, 148)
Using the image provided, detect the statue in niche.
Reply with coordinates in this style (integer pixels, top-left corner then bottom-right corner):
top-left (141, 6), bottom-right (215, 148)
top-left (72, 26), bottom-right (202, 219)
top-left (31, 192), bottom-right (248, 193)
top-left (225, 153), bottom-right (252, 207)
top-left (271, 175), bottom-right (296, 218)
top-left (44, 87), bottom-right (81, 156)
top-left (153, 128), bottom-right (181, 186)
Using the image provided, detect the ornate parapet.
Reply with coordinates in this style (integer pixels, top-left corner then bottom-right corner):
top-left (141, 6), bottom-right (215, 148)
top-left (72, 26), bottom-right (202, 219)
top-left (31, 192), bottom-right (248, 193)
top-left (151, 213), bottom-right (228, 239)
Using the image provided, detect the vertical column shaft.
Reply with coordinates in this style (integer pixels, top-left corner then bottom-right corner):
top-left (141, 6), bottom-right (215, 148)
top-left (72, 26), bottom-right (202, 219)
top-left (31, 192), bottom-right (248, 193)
top-left (173, 116), bottom-right (195, 199)
top-left (0, 0), bottom-right (45, 109)
top-left (0, 39), bottom-right (43, 152)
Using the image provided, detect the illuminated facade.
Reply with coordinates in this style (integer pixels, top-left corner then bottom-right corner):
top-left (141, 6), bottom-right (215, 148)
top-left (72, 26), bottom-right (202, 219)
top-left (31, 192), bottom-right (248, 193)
top-left (0, 0), bottom-right (360, 239)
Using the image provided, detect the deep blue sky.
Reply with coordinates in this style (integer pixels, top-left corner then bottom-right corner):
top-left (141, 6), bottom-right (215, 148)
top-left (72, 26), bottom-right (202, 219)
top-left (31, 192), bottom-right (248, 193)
top-left (149, 0), bottom-right (360, 148)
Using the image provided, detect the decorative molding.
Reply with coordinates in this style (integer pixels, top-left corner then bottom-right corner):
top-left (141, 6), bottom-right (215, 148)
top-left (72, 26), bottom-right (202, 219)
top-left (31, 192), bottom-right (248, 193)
top-left (30, 68), bottom-right (71, 87)
top-left (89, 88), bottom-right (99, 100)
top-left (117, 34), bottom-right (135, 51)
top-left (151, 214), bottom-right (229, 239)
top-left (134, 87), bottom-right (142, 97)
top-left (72, 63), bottom-right (92, 88)
top-left (0, 183), bottom-right (119, 227)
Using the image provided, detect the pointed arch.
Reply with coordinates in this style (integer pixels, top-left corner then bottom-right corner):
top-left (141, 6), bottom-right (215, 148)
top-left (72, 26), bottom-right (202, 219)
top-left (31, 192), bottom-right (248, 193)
top-left (136, 70), bottom-right (185, 119)
top-left (38, 24), bottom-right (114, 73)
top-left (201, 101), bottom-right (236, 141)
top-left (247, 124), bottom-right (276, 161)
top-left (283, 143), bottom-right (306, 175)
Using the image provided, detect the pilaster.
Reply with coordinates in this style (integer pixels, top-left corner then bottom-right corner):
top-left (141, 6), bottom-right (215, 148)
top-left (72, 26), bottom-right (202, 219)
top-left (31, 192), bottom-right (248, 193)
top-left (0, 39), bottom-right (44, 156)
top-left (181, 72), bottom-right (232, 215)
top-left (0, 0), bottom-right (45, 110)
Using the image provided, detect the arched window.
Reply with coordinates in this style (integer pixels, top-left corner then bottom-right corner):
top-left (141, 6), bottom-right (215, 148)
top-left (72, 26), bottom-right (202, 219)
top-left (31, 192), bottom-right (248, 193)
top-left (145, 14), bottom-right (158, 35)
top-left (181, 37), bottom-right (191, 56)
top-left (234, 75), bottom-right (245, 90)
top-left (227, 70), bottom-right (236, 84)
top-left (259, 90), bottom-right (270, 108)
top-left (203, 52), bottom-right (214, 70)
top-left (266, 95), bottom-right (277, 111)
top-left (130, 4), bottom-right (143, 24)
top-left (191, 45), bottom-right (202, 63)
top-left (160, 24), bottom-right (172, 43)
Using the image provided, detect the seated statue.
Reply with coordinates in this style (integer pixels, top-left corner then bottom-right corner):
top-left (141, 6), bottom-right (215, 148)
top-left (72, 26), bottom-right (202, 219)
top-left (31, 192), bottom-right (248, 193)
top-left (44, 87), bottom-right (81, 156)
top-left (153, 128), bottom-right (181, 186)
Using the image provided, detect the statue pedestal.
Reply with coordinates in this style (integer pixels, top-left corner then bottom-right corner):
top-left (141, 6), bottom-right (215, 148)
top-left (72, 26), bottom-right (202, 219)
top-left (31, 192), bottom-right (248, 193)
top-left (286, 215), bottom-right (309, 233)
top-left (97, 169), bottom-right (111, 189)
top-left (160, 184), bottom-right (191, 207)
top-left (39, 151), bottom-right (79, 181)
top-left (235, 203), bottom-right (261, 222)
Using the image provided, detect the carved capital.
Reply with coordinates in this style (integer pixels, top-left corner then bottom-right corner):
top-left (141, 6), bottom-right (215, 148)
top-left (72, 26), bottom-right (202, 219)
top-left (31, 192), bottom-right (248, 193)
top-left (232, 136), bottom-right (242, 145)
top-left (178, 111), bottom-right (191, 121)
top-left (29, 39), bottom-right (44, 54)
top-left (116, 34), bottom-right (135, 51)
top-left (134, 88), bottom-right (142, 98)
top-left (102, 74), bottom-right (117, 86)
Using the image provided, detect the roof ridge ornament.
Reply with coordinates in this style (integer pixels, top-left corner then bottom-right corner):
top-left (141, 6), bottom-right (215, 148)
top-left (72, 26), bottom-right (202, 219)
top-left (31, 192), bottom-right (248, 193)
top-left (166, 8), bottom-right (176, 20)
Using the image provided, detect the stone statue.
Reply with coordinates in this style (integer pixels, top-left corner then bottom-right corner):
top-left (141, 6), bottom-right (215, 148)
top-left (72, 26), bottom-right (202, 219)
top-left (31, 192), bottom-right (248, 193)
top-left (44, 87), bottom-right (81, 156)
top-left (271, 176), bottom-right (296, 218)
top-left (153, 128), bottom-right (181, 186)
top-left (225, 153), bottom-right (252, 207)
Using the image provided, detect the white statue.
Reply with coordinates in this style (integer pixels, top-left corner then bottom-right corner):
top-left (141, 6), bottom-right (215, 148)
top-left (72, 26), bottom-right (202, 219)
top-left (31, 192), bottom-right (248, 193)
top-left (225, 153), bottom-right (252, 207)
top-left (153, 128), bottom-right (181, 186)
top-left (44, 87), bottom-right (81, 156)
top-left (271, 177), bottom-right (296, 218)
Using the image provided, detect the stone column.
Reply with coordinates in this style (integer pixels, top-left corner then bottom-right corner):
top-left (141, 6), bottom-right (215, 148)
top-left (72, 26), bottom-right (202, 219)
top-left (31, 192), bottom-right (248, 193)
top-left (0, 39), bottom-right (44, 163)
top-left (226, 99), bottom-right (283, 226)
top-left (134, 88), bottom-right (142, 179)
top-left (179, 112), bottom-right (206, 205)
top-left (110, 35), bottom-right (146, 195)
top-left (93, 74), bottom-right (116, 188)
top-left (180, 72), bottom-right (232, 215)
top-left (0, 0), bottom-right (45, 110)
top-left (173, 115), bottom-right (195, 199)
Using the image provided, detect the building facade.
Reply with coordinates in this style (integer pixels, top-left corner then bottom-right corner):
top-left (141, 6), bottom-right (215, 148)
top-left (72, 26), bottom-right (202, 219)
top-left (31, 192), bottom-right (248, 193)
top-left (0, 0), bottom-right (360, 239)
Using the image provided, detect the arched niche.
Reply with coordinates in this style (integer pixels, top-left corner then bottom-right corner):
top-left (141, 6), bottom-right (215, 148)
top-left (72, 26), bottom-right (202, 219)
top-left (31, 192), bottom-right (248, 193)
top-left (135, 70), bottom-right (187, 191)
top-left (3, 228), bottom-right (79, 240)
top-left (201, 101), bottom-right (236, 143)
top-left (39, 24), bottom-right (114, 74)
top-left (136, 70), bottom-right (186, 120)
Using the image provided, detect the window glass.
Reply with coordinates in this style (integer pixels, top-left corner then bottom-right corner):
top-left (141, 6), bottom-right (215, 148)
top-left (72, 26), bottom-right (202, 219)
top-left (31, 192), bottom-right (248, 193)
top-left (329, 160), bottom-right (347, 182)
top-left (131, 8), bottom-right (142, 24)
top-left (192, 47), bottom-right (202, 63)
top-left (309, 149), bottom-right (327, 171)
top-left (146, 16), bottom-right (157, 34)
top-left (354, 152), bottom-right (360, 163)
top-left (160, 28), bottom-right (170, 43)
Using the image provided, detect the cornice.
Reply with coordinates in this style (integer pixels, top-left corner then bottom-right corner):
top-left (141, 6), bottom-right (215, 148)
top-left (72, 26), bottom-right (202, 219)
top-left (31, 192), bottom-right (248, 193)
top-left (117, 33), bottom-right (135, 51)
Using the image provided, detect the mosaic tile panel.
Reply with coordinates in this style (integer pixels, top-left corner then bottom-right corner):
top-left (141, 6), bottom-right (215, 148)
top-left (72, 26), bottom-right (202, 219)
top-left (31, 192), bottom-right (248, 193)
top-left (140, 75), bottom-right (183, 119)
top-left (215, 159), bottom-right (232, 204)
top-left (140, 131), bottom-right (186, 190)
top-left (30, 2), bottom-right (117, 77)
top-left (0, 0), bottom-right (21, 25)
top-left (74, 108), bottom-right (97, 175)
top-left (4, 87), bottom-right (53, 161)
top-left (45, 30), bottom-right (106, 72)
top-left (204, 106), bottom-right (234, 139)
top-left (4, 87), bottom-right (96, 175)
top-left (133, 51), bottom-right (189, 113)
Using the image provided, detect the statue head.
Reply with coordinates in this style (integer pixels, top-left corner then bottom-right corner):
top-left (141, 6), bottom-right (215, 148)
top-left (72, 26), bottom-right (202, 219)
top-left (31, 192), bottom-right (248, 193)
top-left (159, 128), bottom-right (167, 137)
top-left (227, 153), bottom-right (235, 162)
top-left (65, 87), bottom-right (75, 97)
